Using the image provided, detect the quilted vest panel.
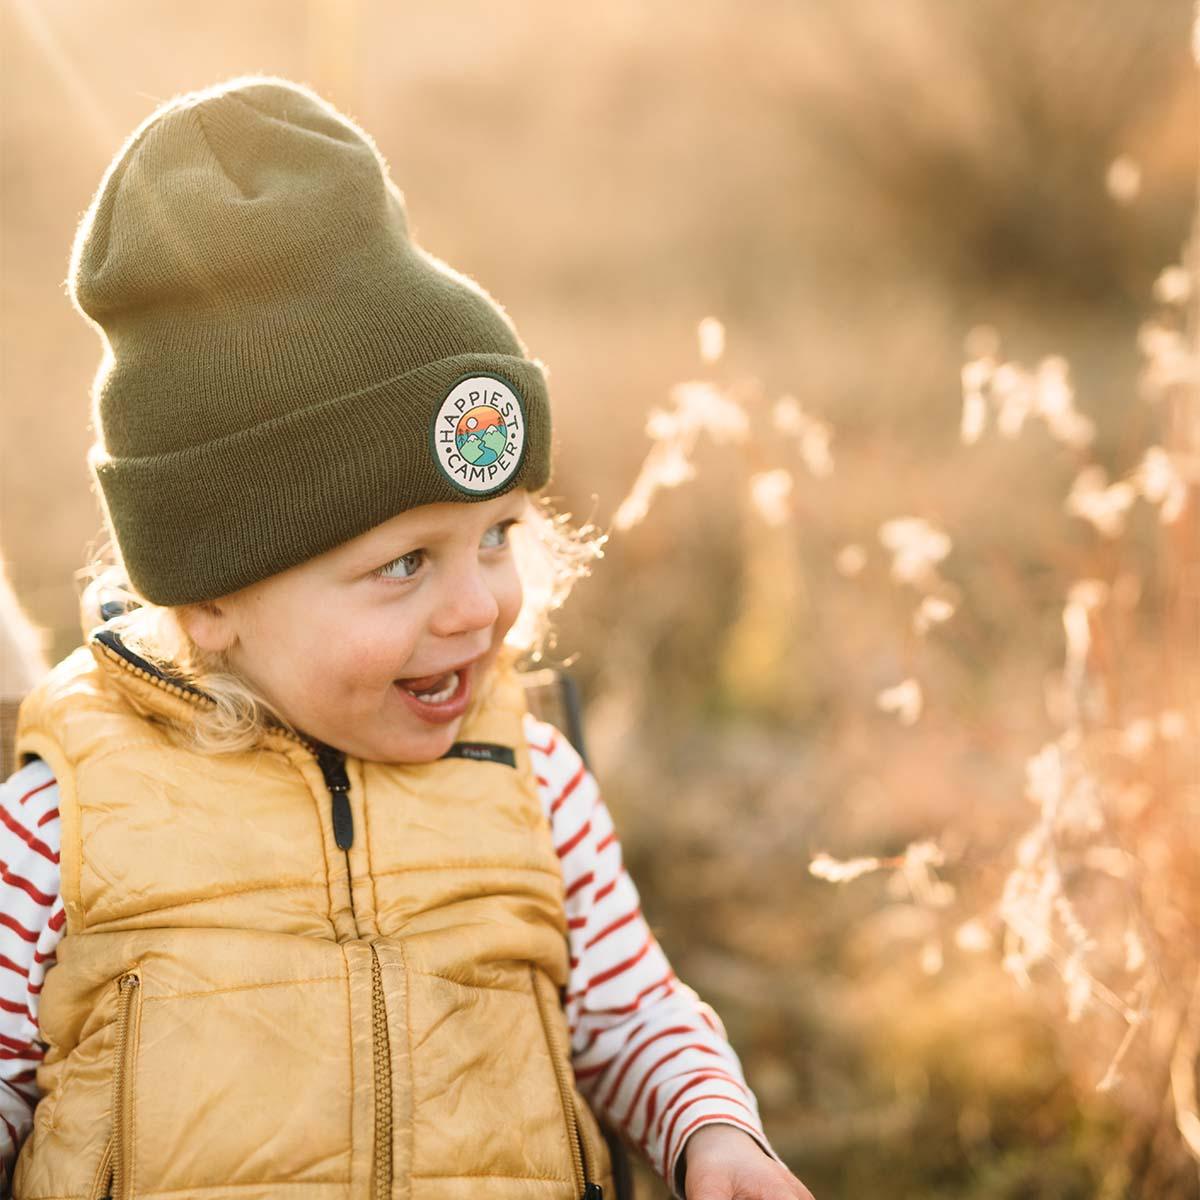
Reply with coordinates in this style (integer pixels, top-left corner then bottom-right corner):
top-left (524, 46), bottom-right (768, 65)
top-left (11, 620), bottom-right (613, 1200)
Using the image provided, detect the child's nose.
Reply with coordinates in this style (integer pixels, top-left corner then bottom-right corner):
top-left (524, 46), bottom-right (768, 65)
top-left (429, 564), bottom-right (501, 637)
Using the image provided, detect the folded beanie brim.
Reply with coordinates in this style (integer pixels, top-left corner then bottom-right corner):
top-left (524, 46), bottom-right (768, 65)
top-left (90, 351), bottom-right (551, 605)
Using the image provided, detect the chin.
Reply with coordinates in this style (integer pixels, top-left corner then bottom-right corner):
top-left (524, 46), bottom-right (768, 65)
top-left (378, 723), bottom-right (461, 765)
top-left (359, 743), bottom-right (445, 766)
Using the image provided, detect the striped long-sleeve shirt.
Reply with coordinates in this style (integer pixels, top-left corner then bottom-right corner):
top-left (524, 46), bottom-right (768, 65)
top-left (0, 712), bottom-right (783, 1196)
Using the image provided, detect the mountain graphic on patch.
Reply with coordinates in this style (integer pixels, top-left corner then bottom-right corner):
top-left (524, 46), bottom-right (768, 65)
top-left (455, 404), bottom-right (508, 467)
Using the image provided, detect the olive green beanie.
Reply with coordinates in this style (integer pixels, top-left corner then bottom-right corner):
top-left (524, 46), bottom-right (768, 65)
top-left (69, 74), bottom-right (552, 606)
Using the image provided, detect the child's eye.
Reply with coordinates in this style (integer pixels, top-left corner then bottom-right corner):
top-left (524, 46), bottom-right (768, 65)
top-left (372, 519), bottom-right (520, 581)
top-left (373, 548), bottom-right (425, 581)
top-left (481, 517), bottom-right (521, 549)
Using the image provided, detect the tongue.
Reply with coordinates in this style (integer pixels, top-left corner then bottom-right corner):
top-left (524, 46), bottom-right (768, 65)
top-left (400, 670), bottom-right (452, 692)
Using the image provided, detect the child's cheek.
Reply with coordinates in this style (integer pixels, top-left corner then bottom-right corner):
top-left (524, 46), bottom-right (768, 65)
top-left (494, 564), bottom-right (524, 636)
top-left (339, 626), bottom-right (418, 688)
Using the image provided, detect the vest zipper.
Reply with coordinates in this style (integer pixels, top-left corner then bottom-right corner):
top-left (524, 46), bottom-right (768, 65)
top-left (95, 971), bottom-right (140, 1200)
top-left (530, 967), bottom-right (603, 1200)
top-left (313, 744), bottom-right (392, 1198)
top-left (91, 632), bottom-right (215, 709)
top-left (369, 944), bottom-right (394, 1198)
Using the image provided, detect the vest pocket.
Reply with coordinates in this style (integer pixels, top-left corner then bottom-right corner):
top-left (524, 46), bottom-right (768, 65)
top-left (89, 970), bottom-right (142, 1200)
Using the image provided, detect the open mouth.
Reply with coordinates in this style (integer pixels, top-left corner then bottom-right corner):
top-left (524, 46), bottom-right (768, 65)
top-left (392, 660), bottom-right (474, 723)
top-left (396, 670), bottom-right (460, 703)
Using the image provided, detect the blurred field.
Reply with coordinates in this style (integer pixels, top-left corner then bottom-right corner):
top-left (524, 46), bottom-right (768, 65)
top-left (3, 2), bottom-right (1199, 1196)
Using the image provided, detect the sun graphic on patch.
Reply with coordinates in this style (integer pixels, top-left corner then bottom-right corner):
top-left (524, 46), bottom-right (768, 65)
top-left (455, 405), bottom-right (507, 466)
top-left (432, 374), bottom-right (527, 494)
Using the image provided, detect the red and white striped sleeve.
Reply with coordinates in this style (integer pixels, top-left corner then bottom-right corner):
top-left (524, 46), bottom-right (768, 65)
top-left (0, 758), bottom-right (64, 1186)
top-left (524, 713), bottom-right (786, 1198)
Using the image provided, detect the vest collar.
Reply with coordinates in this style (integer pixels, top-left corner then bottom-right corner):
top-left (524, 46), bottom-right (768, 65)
top-left (88, 619), bottom-right (324, 755)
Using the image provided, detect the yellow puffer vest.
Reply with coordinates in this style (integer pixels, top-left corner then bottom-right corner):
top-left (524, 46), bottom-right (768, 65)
top-left (11, 621), bottom-right (613, 1200)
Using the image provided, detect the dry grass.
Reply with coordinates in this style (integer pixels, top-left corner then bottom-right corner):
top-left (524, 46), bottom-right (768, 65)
top-left (3, 2), bottom-right (1198, 1195)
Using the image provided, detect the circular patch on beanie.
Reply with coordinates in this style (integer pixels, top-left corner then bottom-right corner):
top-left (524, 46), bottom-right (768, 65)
top-left (431, 373), bottom-right (528, 495)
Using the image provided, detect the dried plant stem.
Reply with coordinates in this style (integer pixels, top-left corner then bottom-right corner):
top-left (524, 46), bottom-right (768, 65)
top-left (1170, 968), bottom-right (1200, 1167)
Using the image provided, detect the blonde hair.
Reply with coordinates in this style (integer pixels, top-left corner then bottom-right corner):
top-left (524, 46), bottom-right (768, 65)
top-left (77, 492), bottom-right (607, 756)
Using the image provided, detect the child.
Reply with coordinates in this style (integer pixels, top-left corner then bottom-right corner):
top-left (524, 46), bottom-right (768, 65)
top-left (0, 77), bottom-right (812, 1200)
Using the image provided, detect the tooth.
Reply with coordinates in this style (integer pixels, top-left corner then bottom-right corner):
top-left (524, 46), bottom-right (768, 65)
top-left (407, 670), bottom-right (458, 701)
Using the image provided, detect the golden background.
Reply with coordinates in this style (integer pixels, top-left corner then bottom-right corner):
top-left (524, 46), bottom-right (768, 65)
top-left (3, 3), bottom-right (1198, 1196)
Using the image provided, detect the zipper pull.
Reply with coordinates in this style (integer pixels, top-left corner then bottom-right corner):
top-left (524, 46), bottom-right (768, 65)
top-left (315, 745), bottom-right (353, 849)
top-left (578, 1126), bottom-right (602, 1199)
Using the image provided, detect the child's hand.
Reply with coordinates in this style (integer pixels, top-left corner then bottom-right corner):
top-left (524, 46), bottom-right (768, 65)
top-left (680, 1123), bottom-right (815, 1199)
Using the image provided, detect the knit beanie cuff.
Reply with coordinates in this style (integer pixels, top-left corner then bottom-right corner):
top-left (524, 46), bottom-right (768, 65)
top-left (90, 351), bottom-right (551, 606)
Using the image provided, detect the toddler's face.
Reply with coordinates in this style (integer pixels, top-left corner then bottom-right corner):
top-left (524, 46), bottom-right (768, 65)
top-left (184, 488), bottom-right (529, 762)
